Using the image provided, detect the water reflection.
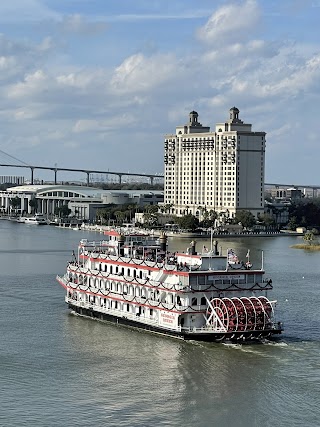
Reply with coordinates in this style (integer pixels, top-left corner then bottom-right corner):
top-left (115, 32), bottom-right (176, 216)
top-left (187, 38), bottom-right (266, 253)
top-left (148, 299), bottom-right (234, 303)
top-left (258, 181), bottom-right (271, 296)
top-left (1, 222), bottom-right (320, 427)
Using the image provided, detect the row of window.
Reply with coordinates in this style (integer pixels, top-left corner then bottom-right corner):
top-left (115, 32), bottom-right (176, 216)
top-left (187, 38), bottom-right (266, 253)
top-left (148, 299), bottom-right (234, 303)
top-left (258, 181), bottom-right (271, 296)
top-left (71, 286), bottom-right (207, 308)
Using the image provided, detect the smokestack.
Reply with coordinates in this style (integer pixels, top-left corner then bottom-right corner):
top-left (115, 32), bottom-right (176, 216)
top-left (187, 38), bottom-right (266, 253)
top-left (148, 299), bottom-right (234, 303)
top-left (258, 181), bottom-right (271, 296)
top-left (213, 240), bottom-right (219, 255)
top-left (159, 232), bottom-right (167, 252)
top-left (118, 234), bottom-right (125, 256)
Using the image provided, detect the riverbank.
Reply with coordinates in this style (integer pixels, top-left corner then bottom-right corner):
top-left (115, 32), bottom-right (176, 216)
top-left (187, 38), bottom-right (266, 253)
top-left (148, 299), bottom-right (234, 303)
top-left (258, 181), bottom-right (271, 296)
top-left (74, 223), bottom-right (305, 238)
top-left (2, 216), bottom-right (305, 238)
top-left (291, 243), bottom-right (320, 250)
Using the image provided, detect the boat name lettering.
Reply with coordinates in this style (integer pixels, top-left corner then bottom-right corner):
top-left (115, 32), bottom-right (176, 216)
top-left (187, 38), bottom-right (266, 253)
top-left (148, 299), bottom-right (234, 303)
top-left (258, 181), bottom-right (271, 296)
top-left (209, 275), bottom-right (245, 280)
top-left (161, 312), bottom-right (175, 324)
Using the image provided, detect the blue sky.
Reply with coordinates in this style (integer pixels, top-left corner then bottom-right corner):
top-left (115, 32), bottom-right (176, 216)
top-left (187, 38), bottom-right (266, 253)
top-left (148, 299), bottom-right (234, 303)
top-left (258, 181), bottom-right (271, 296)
top-left (0, 0), bottom-right (319, 184)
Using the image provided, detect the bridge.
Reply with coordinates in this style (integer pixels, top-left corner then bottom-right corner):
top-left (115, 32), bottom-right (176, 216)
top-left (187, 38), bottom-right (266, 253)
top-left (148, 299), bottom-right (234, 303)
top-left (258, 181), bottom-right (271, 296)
top-left (0, 163), bottom-right (164, 186)
top-left (0, 161), bottom-right (319, 195)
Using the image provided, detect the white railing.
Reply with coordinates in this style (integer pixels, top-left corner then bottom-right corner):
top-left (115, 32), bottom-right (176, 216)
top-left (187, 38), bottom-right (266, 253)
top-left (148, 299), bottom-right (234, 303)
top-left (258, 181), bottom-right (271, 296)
top-left (65, 297), bottom-right (168, 328)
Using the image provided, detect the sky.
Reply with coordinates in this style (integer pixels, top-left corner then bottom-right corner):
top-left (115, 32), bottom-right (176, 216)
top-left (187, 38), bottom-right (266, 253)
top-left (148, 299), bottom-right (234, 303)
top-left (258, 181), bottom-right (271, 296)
top-left (0, 0), bottom-right (319, 185)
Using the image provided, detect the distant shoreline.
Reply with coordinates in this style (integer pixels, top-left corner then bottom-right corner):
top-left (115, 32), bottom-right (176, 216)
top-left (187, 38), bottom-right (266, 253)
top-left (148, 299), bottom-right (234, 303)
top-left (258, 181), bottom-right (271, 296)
top-left (291, 244), bottom-right (320, 250)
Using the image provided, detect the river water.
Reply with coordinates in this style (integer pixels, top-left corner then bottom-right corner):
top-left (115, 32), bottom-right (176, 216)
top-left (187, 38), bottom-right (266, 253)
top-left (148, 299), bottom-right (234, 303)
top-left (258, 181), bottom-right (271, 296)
top-left (0, 220), bottom-right (319, 427)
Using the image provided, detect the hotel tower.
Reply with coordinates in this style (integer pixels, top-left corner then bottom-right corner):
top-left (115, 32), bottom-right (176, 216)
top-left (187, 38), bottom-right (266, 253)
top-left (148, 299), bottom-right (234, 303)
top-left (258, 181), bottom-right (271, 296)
top-left (164, 107), bottom-right (265, 220)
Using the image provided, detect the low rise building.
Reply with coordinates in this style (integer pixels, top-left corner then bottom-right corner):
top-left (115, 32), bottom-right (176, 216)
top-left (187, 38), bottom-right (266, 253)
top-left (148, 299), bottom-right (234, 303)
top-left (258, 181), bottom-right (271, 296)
top-left (0, 185), bottom-right (163, 221)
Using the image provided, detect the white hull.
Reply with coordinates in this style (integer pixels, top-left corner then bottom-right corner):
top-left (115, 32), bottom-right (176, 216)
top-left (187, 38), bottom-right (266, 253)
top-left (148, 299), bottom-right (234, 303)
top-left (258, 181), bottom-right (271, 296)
top-left (25, 214), bottom-right (47, 225)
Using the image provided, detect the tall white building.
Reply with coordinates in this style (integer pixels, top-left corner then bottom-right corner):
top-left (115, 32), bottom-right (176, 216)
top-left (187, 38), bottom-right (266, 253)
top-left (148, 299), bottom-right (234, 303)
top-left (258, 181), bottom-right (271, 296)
top-left (164, 107), bottom-right (265, 220)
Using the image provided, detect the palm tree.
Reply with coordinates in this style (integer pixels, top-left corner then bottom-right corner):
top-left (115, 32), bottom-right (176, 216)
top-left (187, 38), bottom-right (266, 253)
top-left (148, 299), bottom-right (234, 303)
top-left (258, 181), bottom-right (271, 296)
top-left (143, 205), bottom-right (159, 226)
top-left (9, 197), bottom-right (21, 216)
top-left (29, 198), bottom-right (38, 214)
top-left (114, 210), bottom-right (125, 225)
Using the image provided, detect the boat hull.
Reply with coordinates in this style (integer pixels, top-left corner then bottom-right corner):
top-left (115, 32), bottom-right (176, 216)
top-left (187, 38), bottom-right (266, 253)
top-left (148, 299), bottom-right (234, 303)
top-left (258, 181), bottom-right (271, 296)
top-left (68, 302), bottom-right (282, 343)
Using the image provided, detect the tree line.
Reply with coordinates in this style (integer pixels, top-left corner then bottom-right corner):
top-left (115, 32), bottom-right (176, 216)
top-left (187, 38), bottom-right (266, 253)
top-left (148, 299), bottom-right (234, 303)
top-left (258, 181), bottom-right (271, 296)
top-left (6, 194), bottom-right (320, 232)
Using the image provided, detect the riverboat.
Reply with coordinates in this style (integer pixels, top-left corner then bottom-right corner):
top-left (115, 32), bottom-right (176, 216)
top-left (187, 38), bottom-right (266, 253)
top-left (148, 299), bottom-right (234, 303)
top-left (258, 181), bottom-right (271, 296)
top-left (56, 230), bottom-right (283, 342)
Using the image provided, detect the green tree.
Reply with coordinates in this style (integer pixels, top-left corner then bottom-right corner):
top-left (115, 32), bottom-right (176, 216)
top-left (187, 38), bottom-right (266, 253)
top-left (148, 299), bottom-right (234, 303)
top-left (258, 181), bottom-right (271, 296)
top-left (258, 213), bottom-right (276, 228)
top-left (114, 210), bottom-right (125, 225)
top-left (96, 208), bottom-right (110, 224)
top-left (9, 196), bottom-right (21, 216)
top-left (287, 216), bottom-right (298, 231)
top-left (233, 210), bottom-right (256, 228)
top-left (143, 204), bottom-right (159, 226)
top-left (29, 198), bottom-right (38, 214)
top-left (289, 201), bottom-right (320, 228)
top-left (54, 205), bottom-right (71, 218)
top-left (303, 232), bottom-right (315, 245)
top-left (176, 214), bottom-right (199, 231)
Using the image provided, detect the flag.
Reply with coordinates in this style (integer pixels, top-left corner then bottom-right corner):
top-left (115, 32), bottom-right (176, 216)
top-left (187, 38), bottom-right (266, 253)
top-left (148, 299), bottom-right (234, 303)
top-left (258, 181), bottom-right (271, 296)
top-left (227, 248), bottom-right (239, 264)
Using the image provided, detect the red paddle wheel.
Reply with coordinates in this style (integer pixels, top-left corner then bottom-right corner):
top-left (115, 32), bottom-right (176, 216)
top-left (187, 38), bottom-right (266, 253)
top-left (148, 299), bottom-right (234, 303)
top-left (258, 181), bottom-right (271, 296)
top-left (206, 296), bottom-right (274, 332)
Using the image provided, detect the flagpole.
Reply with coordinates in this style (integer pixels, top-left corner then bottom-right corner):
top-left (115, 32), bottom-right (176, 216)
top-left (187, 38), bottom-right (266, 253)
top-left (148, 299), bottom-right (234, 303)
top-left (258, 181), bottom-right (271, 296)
top-left (226, 248), bottom-right (229, 271)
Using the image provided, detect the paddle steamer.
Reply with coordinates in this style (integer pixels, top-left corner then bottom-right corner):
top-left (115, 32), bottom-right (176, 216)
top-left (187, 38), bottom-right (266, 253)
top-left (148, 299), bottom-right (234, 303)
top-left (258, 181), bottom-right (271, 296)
top-left (56, 229), bottom-right (283, 341)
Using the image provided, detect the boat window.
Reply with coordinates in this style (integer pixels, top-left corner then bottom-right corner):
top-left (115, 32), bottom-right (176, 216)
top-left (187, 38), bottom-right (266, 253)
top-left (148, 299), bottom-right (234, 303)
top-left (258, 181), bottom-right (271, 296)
top-left (191, 297), bottom-right (197, 306)
top-left (201, 297), bottom-right (206, 305)
top-left (123, 285), bottom-right (128, 294)
top-left (177, 296), bottom-right (181, 306)
top-left (248, 275), bottom-right (255, 283)
top-left (150, 309), bottom-right (153, 317)
top-left (197, 276), bottom-right (206, 285)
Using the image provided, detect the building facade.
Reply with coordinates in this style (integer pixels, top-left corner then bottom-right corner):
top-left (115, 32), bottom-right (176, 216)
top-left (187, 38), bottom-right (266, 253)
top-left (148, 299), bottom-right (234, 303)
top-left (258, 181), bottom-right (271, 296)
top-left (0, 175), bottom-right (24, 185)
top-left (164, 107), bottom-right (265, 220)
top-left (0, 185), bottom-right (163, 221)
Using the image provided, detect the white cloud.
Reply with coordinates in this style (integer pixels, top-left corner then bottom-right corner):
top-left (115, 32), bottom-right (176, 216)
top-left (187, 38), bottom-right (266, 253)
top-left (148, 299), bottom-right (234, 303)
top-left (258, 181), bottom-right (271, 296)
top-left (0, 0), bottom-right (59, 23)
top-left (0, 1), bottom-right (319, 182)
top-left (110, 53), bottom-right (178, 93)
top-left (197, 0), bottom-right (260, 45)
top-left (60, 14), bottom-right (108, 35)
top-left (8, 69), bottom-right (48, 98)
top-left (73, 113), bottom-right (136, 133)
